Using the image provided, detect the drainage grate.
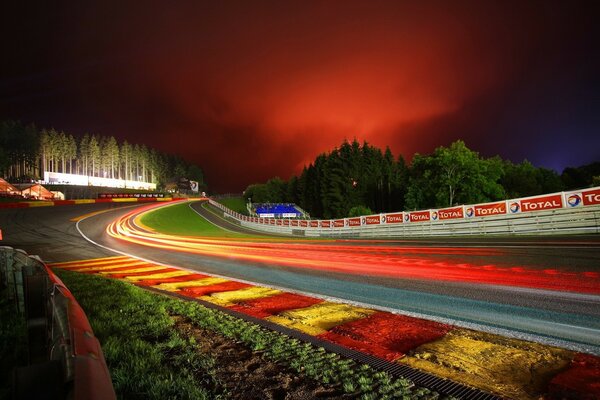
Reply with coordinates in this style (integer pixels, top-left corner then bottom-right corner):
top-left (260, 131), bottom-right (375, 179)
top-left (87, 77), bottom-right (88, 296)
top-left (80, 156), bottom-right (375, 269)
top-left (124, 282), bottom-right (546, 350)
top-left (146, 286), bottom-right (501, 400)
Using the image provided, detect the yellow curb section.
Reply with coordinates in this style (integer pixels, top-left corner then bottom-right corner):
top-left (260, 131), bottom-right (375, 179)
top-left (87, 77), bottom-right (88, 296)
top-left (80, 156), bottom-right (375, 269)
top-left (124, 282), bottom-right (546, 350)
top-left (26, 201), bottom-right (55, 207)
top-left (133, 214), bottom-right (155, 232)
top-left (111, 198), bottom-right (138, 202)
top-left (153, 277), bottom-right (230, 292)
top-left (266, 302), bottom-right (375, 336)
top-left (202, 287), bottom-right (282, 307)
top-left (98, 266), bottom-right (167, 275)
top-left (70, 261), bottom-right (150, 272)
top-left (124, 270), bottom-right (191, 282)
top-left (156, 198), bottom-right (173, 202)
top-left (49, 256), bottom-right (131, 268)
top-left (73, 199), bottom-right (96, 204)
top-left (400, 328), bottom-right (574, 400)
top-left (70, 209), bottom-right (115, 221)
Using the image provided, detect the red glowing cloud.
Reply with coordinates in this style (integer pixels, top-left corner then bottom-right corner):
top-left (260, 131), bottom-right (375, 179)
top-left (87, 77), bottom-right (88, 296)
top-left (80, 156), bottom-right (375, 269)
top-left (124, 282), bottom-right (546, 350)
top-left (2, 2), bottom-right (598, 191)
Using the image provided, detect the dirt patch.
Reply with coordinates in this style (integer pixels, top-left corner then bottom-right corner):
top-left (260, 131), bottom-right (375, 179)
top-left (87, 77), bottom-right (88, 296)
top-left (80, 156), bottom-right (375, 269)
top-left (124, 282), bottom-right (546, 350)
top-left (173, 316), bottom-right (355, 399)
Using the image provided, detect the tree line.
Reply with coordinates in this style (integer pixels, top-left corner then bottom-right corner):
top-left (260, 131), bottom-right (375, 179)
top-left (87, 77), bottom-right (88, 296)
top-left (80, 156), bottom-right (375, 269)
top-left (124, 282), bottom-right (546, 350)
top-left (0, 119), bottom-right (204, 188)
top-left (244, 139), bottom-right (599, 219)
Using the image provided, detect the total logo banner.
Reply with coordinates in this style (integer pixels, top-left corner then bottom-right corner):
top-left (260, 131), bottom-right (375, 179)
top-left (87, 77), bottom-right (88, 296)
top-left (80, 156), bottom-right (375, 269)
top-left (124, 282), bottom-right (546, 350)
top-left (510, 194), bottom-right (563, 213)
top-left (406, 210), bottom-right (431, 223)
top-left (565, 188), bottom-right (600, 207)
top-left (433, 206), bottom-right (464, 220)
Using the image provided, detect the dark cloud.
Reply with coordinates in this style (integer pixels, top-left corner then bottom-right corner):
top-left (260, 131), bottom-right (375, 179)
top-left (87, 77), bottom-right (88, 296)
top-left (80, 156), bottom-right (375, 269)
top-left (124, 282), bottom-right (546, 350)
top-left (1, 1), bottom-right (598, 192)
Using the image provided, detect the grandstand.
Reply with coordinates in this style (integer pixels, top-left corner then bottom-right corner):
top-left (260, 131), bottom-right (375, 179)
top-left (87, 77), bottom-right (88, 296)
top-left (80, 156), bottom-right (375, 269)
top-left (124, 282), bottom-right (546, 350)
top-left (252, 203), bottom-right (305, 218)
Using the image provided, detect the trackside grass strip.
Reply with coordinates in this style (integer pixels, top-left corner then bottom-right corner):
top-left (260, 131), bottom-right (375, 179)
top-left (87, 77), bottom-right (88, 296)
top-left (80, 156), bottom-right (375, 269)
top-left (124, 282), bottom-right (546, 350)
top-left (55, 270), bottom-right (448, 400)
top-left (54, 270), bottom-right (222, 400)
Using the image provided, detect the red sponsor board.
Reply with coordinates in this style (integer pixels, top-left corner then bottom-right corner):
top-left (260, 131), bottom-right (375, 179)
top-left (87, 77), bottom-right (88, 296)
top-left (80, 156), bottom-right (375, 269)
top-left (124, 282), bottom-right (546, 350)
top-left (321, 220), bottom-right (332, 228)
top-left (334, 219), bottom-right (345, 227)
top-left (385, 213), bottom-right (404, 224)
top-left (583, 188), bottom-right (600, 206)
top-left (269, 219), bottom-right (275, 225)
top-left (259, 218), bottom-right (264, 224)
top-left (300, 220), bottom-right (309, 227)
top-left (520, 194), bottom-right (563, 212)
top-left (365, 215), bottom-right (381, 225)
top-left (473, 202), bottom-right (506, 217)
top-left (282, 219), bottom-right (290, 226)
top-left (409, 210), bottom-right (430, 222)
top-left (276, 219), bottom-right (283, 226)
top-left (309, 220), bottom-right (319, 228)
top-left (291, 220), bottom-right (299, 227)
top-left (437, 206), bottom-right (464, 220)
top-left (348, 217), bottom-right (362, 227)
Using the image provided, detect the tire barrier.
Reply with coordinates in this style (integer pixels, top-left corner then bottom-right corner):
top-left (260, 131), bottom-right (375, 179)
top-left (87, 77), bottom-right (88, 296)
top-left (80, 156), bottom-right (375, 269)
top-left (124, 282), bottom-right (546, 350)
top-left (0, 247), bottom-right (115, 400)
top-left (210, 187), bottom-right (600, 237)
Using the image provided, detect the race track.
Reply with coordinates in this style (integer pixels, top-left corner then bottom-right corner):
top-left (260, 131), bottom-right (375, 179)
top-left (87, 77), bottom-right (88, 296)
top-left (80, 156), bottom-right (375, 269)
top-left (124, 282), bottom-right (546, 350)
top-left (2, 201), bottom-right (600, 354)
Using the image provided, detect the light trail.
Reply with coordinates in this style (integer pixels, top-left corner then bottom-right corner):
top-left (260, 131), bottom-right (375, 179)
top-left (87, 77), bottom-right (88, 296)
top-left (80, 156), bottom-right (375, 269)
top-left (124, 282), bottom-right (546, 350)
top-left (106, 203), bottom-right (600, 295)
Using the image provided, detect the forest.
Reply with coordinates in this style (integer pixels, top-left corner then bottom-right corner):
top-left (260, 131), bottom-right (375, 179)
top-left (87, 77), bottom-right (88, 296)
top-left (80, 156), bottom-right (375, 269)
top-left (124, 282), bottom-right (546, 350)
top-left (244, 139), bottom-right (600, 219)
top-left (0, 120), bottom-right (204, 188)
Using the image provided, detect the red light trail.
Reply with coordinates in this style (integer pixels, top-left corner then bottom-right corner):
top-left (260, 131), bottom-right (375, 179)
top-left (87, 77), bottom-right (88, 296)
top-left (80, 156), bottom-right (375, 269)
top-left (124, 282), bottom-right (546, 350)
top-left (106, 203), bottom-right (600, 295)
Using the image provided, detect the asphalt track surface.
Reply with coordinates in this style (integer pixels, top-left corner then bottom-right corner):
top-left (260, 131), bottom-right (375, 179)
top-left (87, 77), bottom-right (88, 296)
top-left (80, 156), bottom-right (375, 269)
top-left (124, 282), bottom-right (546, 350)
top-left (2, 201), bottom-right (600, 354)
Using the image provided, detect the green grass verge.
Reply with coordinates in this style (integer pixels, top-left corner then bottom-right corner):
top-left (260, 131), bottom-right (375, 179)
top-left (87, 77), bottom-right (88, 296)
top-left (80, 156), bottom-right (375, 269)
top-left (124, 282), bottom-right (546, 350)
top-left (56, 270), bottom-right (444, 399)
top-left (140, 202), bottom-right (249, 238)
top-left (54, 270), bottom-right (223, 400)
top-left (0, 289), bottom-right (28, 400)
top-left (215, 197), bottom-right (248, 215)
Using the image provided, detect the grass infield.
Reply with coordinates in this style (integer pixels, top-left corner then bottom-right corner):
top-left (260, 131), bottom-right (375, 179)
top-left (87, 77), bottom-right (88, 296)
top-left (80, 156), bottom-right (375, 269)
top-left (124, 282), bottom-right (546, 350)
top-left (139, 202), bottom-right (249, 238)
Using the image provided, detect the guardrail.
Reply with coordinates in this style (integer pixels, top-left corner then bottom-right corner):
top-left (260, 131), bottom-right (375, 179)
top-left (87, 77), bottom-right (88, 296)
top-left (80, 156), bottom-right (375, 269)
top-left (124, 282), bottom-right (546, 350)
top-left (210, 187), bottom-right (600, 237)
top-left (0, 246), bottom-right (115, 400)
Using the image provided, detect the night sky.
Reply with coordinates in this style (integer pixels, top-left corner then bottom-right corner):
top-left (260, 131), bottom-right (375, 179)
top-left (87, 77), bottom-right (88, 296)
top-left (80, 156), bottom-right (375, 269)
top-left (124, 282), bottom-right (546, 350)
top-left (1, 1), bottom-right (599, 192)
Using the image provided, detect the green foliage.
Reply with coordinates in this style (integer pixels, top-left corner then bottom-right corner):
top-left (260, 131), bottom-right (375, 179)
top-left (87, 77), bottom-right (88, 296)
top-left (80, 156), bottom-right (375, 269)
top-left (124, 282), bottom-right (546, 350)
top-left (406, 141), bottom-right (505, 209)
top-left (1, 119), bottom-right (205, 189)
top-left (501, 160), bottom-right (564, 198)
top-left (348, 205), bottom-right (373, 217)
top-left (244, 139), bottom-right (408, 218)
top-left (561, 162), bottom-right (600, 190)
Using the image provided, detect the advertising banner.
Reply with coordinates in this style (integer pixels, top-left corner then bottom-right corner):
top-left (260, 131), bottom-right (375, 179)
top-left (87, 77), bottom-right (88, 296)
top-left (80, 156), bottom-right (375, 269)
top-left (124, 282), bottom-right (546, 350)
top-left (407, 210), bottom-right (431, 223)
top-left (309, 220), bottom-right (319, 228)
top-left (466, 201), bottom-right (507, 218)
top-left (582, 188), bottom-right (600, 206)
top-left (299, 220), bottom-right (308, 227)
top-left (283, 219), bottom-right (290, 226)
top-left (334, 219), bottom-right (345, 228)
top-left (291, 220), bottom-right (299, 227)
top-left (519, 194), bottom-right (563, 212)
top-left (384, 213), bottom-right (403, 224)
top-left (269, 219), bottom-right (276, 225)
top-left (435, 206), bottom-right (464, 220)
top-left (347, 217), bottom-right (362, 227)
top-left (363, 215), bottom-right (381, 225)
top-left (321, 220), bottom-right (332, 228)
top-left (276, 219), bottom-right (283, 226)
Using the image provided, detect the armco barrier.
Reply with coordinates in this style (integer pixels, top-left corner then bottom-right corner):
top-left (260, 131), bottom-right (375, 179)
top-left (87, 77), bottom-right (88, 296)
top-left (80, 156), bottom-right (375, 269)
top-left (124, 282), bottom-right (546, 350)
top-left (0, 246), bottom-right (115, 400)
top-left (209, 187), bottom-right (600, 237)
